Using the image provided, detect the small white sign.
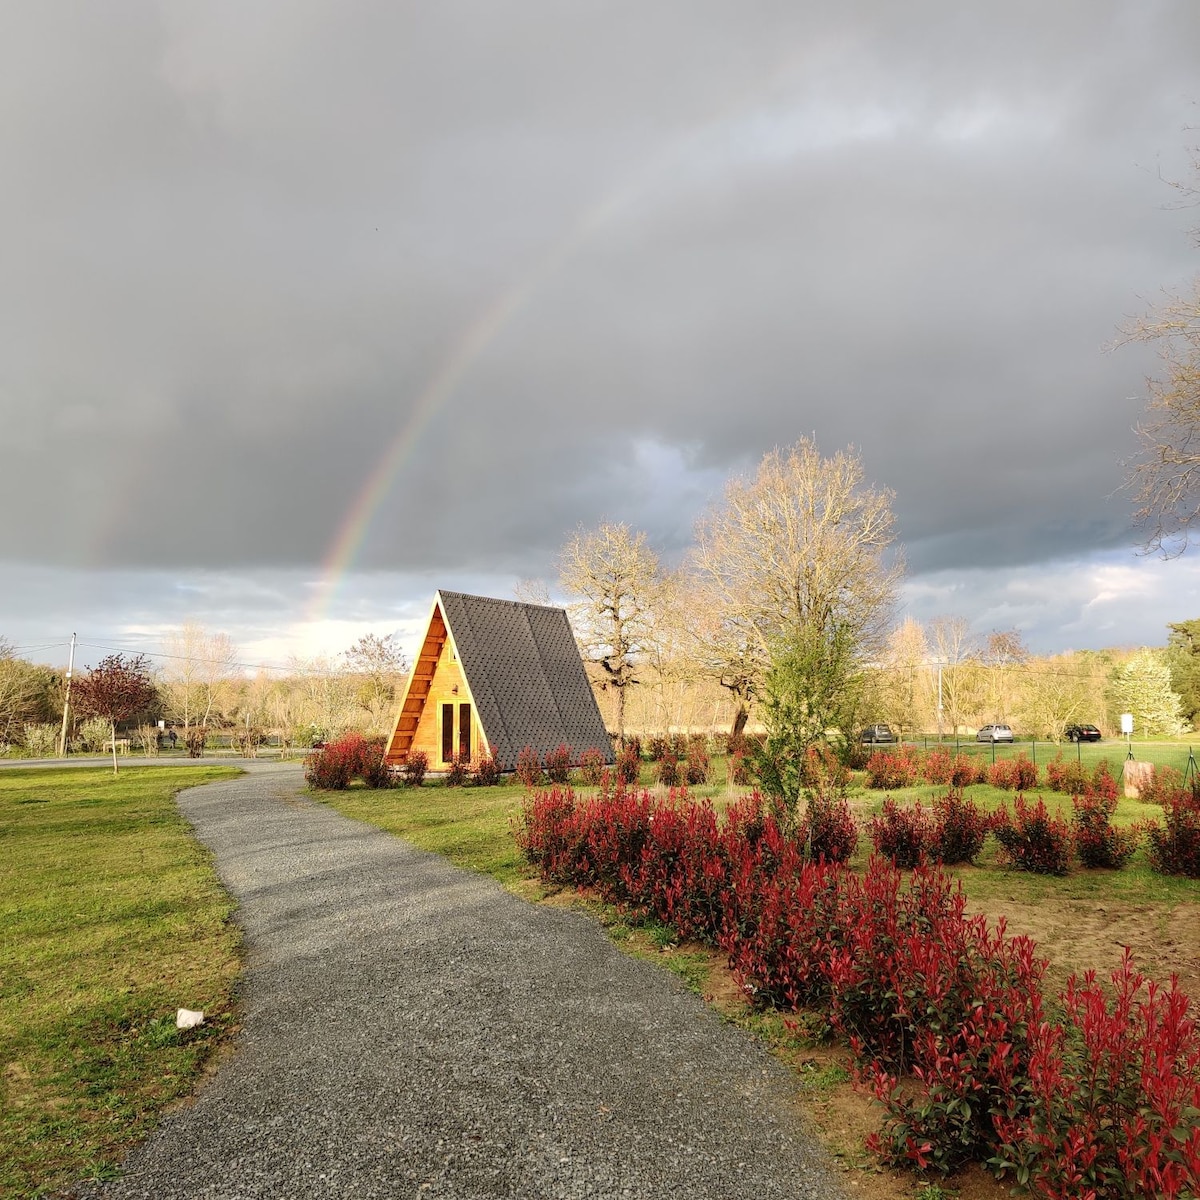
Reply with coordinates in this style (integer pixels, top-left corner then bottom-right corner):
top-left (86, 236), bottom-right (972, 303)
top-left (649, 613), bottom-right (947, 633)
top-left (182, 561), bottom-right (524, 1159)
top-left (1120, 713), bottom-right (1134, 735)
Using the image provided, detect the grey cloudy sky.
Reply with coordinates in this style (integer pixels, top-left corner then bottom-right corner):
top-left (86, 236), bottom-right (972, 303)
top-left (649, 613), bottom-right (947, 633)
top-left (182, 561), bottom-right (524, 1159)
top-left (2, 1), bottom-right (1199, 669)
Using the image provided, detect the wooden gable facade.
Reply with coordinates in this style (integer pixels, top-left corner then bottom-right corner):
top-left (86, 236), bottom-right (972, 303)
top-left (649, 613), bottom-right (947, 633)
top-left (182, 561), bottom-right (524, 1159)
top-left (384, 590), bottom-right (615, 771)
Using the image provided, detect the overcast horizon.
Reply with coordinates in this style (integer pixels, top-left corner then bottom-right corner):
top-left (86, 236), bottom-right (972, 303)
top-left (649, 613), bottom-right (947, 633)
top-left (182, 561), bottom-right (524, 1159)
top-left (3, 2), bottom-right (1200, 673)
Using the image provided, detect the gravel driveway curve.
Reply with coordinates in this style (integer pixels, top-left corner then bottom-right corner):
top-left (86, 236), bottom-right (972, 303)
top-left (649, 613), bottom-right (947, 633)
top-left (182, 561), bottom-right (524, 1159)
top-left (77, 765), bottom-right (848, 1200)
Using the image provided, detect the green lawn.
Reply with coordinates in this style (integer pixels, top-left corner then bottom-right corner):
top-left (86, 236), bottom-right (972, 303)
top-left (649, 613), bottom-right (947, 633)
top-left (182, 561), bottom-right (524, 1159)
top-left (0, 766), bottom-right (241, 1200)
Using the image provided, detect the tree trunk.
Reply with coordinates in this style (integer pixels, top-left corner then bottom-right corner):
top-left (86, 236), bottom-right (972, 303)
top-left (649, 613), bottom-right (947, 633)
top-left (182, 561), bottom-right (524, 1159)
top-left (110, 719), bottom-right (119, 776)
top-left (731, 702), bottom-right (749, 739)
top-left (614, 684), bottom-right (626, 747)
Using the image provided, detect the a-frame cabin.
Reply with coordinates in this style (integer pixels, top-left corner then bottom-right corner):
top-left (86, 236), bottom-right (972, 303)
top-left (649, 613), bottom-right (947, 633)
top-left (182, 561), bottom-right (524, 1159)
top-left (384, 590), bottom-right (615, 771)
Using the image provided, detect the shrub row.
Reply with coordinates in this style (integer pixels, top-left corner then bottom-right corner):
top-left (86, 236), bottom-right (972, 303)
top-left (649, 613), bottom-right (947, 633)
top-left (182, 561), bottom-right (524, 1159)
top-left (863, 748), bottom-right (1133, 796)
top-left (515, 787), bottom-right (1200, 1193)
top-left (867, 791), bottom-right (990, 867)
top-left (868, 787), bottom-right (1174, 876)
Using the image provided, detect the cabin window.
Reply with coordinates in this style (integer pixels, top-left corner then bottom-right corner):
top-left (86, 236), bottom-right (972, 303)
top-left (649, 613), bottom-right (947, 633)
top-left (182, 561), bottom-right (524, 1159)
top-left (459, 702), bottom-right (471, 761)
top-left (441, 703), bottom-right (455, 763)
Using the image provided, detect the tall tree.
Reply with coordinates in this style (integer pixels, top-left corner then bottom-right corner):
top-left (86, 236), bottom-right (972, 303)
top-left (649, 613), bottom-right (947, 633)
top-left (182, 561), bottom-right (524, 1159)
top-left (1166, 618), bottom-right (1200, 728)
top-left (1016, 650), bottom-right (1107, 740)
top-left (692, 437), bottom-right (902, 760)
top-left (927, 615), bottom-right (986, 736)
top-left (874, 617), bottom-right (933, 738)
top-left (72, 654), bottom-right (158, 774)
top-left (559, 522), bottom-right (663, 746)
top-left (1122, 143), bottom-right (1200, 556)
top-left (1107, 647), bottom-right (1188, 737)
top-left (0, 646), bottom-right (60, 748)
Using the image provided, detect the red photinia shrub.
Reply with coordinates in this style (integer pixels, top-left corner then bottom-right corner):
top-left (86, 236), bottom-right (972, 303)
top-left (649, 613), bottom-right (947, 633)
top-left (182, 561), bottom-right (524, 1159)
top-left (992, 796), bottom-right (1073, 875)
top-left (922, 749), bottom-right (953, 786)
top-left (1146, 789), bottom-right (1200, 878)
top-left (304, 743), bottom-right (351, 789)
top-left (401, 750), bottom-right (428, 787)
top-left (685, 738), bottom-right (711, 786)
top-left (512, 786), bottom-right (583, 881)
top-left (863, 910), bottom-right (1049, 1176)
top-left (1046, 755), bottom-right (1117, 802)
top-left (1072, 790), bottom-right (1140, 869)
top-left (1089, 760), bottom-right (1118, 803)
top-left (578, 747), bottom-right (606, 787)
top-left (798, 790), bottom-right (858, 864)
top-left (444, 752), bottom-right (470, 787)
top-left (657, 758), bottom-right (686, 787)
top-left (869, 799), bottom-right (935, 868)
top-left (304, 733), bottom-right (391, 790)
top-left (930, 790), bottom-right (990, 865)
top-left (615, 743), bottom-right (641, 786)
top-left (991, 951), bottom-right (1200, 1200)
top-left (1139, 763), bottom-right (1186, 805)
top-left (865, 745), bottom-right (921, 789)
top-left (1046, 752), bottom-right (1088, 794)
top-left (987, 755), bottom-right (1038, 791)
top-left (515, 745), bottom-right (544, 788)
top-left (647, 736), bottom-right (671, 762)
top-left (949, 754), bottom-right (977, 789)
top-left (657, 756), bottom-right (681, 787)
top-left (544, 743), bottom-right (573, 784)
top-left (471, 752), bottom-right (501, 786)
top-left (800, 743), bottom-right (850, 791)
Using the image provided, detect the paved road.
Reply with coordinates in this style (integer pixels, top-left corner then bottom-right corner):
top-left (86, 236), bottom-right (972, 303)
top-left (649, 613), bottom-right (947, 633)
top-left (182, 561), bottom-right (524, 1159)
top-left (75, 765), bottom-right (846, 1199)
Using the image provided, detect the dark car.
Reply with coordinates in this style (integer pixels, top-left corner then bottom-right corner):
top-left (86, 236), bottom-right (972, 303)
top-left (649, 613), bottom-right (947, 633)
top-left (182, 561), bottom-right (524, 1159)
top-left (976, 724), bottom-right (1014, 743)
top-left (1065, 723), bottom-right (1102, 743)
top-left (860, 723), bottom-right (897, 744)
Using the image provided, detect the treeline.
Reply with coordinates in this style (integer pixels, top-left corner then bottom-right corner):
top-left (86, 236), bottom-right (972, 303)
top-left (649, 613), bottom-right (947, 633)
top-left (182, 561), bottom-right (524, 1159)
top-left (0, 630), bottom-right (410, 756)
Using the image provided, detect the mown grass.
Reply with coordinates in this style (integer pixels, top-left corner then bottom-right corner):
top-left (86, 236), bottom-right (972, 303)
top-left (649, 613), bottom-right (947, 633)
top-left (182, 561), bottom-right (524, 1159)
top-left (0, 766), bottom-right (241, 1200)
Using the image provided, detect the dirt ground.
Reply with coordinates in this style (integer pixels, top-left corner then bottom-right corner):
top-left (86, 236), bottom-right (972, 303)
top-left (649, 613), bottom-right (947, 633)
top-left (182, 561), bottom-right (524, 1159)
top-left (538, 886), bottom-right (1200, 1200)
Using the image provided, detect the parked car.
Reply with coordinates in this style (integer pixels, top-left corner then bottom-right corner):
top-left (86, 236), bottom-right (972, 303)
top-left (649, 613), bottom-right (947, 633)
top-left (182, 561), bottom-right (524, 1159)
top-left (860, 723), bottom-right (897, 744)
top-left (1065, 723), bottom-right (1102, 743)
top-left (976, 724), bottom-right (1014, 743)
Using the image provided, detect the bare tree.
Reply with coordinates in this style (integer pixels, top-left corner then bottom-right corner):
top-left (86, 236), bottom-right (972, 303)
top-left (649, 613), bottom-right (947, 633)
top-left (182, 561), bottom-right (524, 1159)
top-left (559, 522), bottom-right (663, 746)
top-left (691, 438), bottom-right (902, 749)
top-left (1123, 142), bottom-right (1200, 556)
top-left (874, 617), bottom-right (933, 739)
top-left (927, 615), bottom-right (984, 736)
top-left (162, 623), bottom-right (237, 731)
top-left (512, 578), bottom-right (552, 606)
top-left (343, 633), bottom-right (409, 735)
top-left (981, 628), bottom-right (1029, 723)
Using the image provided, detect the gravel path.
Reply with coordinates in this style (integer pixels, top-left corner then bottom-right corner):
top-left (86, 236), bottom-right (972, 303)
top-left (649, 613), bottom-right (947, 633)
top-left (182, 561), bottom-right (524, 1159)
top-left (77, 765), bottom-right (847, 1199)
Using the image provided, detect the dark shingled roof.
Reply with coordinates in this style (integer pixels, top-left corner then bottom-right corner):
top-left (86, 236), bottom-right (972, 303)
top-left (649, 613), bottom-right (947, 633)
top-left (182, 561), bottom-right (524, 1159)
top-left (438, 590), bottom-right (615, 767)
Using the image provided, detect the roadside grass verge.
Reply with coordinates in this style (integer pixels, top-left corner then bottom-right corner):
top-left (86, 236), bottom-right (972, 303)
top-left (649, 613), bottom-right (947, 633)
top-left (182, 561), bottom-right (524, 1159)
top-left (0, 766), bottom-right (241, 1200)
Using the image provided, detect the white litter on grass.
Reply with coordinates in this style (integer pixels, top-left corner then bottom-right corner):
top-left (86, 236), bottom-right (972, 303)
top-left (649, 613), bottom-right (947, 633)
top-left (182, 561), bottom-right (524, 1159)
top-left (176, 1008), bottom-right (205, 1030)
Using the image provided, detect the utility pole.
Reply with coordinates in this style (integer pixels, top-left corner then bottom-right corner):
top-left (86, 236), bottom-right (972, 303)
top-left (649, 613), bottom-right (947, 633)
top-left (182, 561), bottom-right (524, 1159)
top-left (58, 632), bottom-right (77, 757)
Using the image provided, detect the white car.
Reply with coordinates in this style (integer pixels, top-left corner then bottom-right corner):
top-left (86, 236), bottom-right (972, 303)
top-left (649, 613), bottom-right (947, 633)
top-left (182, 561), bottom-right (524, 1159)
top-left (976, 724), bottom-right (1014, 743)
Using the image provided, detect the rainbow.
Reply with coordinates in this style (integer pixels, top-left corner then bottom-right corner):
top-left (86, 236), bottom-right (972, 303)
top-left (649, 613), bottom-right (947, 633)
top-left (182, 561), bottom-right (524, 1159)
top-left (307, 50), bottom-right (822, 621)
top-left (306, 169), bottom-right (679, 623)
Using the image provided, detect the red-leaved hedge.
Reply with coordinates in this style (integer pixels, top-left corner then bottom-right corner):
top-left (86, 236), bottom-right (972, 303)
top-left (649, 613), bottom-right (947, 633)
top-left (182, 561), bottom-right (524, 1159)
top-left (514, 786), bottom-right (1200, 1193)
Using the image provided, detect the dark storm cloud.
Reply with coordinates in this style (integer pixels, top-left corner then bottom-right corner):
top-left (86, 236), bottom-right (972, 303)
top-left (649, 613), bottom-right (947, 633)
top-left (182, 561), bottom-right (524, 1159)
top-left (1, 1), bottom-right (1197, 593)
